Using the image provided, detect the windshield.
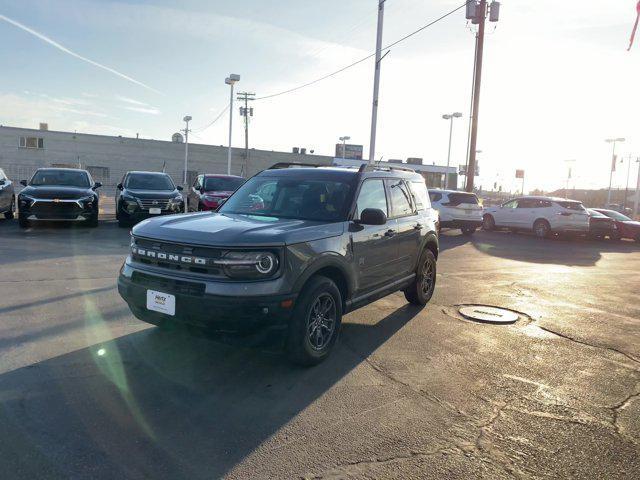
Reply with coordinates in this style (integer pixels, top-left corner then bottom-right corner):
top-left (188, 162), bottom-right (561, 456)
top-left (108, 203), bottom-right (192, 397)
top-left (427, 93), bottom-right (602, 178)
top-left (600, 210), bottom-right (631, 221)
top-left (219, 176), bottom-right (352, 221)
top-left (126, 173), bottom-right (175, 191)
top-left (204, 177), bottom-right (244, 192)
top-left (30, 170), bottom-right (90, 187)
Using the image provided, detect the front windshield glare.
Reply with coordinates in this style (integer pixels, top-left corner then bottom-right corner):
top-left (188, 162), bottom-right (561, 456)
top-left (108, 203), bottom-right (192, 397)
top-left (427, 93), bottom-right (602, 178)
top-left (126, 174), bottom-right (175, 191)
top-left (31, 170), bottom-right (90, 187)
top-left (219, 177), bottom-right (351, 222)
top-left (204, 177), bottom-right (244, 192)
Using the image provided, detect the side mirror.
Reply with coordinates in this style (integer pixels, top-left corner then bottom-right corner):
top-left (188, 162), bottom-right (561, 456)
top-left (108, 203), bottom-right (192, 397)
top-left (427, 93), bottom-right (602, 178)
top-left (20, 180), bottom-right (28, 187)
top-left (358, 208), bottom-right (387, 226)
top-left (176, 185), bottom-right (183, 191)
top-left (117, 183), bottom-right (123, 190)
top-left (93, 182), bottom-right (102, 190)
top-left (0, 179), bottom-right (5, 186)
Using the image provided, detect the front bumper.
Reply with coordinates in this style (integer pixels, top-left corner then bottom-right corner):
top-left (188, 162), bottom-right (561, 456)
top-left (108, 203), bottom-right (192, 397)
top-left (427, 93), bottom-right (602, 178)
top-left (118, 262), bottom-right (295, 333)
top-left (19, 201), bottom-right (96, 221)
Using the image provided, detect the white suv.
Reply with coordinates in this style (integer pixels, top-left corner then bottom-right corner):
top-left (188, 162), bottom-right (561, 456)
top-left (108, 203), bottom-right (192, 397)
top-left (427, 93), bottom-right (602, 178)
top-left (429, 190), bottom-right (483, 235)
top-left (482, 196), bottom-right (590, 238)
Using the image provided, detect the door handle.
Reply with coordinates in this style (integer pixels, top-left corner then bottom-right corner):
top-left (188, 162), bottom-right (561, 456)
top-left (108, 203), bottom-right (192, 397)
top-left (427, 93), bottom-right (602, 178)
top-left (384, 229), bottom-right (396, 238)
top-left (414, 223), bottom-right (423, 230)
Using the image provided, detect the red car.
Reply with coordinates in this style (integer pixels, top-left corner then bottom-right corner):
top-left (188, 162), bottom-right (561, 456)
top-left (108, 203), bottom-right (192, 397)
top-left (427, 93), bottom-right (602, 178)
top-left (187, 174), bottom-right (244, 212)
top-left (593, 209), bottom-right (640, 242)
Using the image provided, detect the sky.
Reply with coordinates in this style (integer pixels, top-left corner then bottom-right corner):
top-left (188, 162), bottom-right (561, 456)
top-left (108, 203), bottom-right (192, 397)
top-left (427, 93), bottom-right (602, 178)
top-left (1, 0), bottom-right (640, 193)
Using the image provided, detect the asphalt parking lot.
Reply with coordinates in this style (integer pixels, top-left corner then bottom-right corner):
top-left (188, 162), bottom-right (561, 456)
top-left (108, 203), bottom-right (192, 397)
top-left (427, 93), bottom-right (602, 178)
top-left (0, 220), bottom-right (639, 479)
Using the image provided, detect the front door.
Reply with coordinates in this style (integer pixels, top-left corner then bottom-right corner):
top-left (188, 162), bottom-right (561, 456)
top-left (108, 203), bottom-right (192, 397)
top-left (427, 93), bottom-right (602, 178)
top-left (494, 199), bottom-right (519, 227)
top-left (351, 178), bottom-right (398, 295)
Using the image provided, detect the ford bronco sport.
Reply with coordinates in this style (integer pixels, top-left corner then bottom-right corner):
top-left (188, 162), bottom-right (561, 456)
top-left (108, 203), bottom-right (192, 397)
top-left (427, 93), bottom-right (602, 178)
top-left (118, 163), bottom-right (439, 365)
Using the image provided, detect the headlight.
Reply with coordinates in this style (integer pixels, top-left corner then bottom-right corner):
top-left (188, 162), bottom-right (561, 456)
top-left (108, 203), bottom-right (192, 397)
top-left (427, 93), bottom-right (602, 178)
top-left (79, 195), bottom-right (95, 206)
top-left (203, 195), bottom-right (223, 203)
top-left (217, 251), bottom-right (279, 279)
top-left (18, 195), bottom-right (34, 208)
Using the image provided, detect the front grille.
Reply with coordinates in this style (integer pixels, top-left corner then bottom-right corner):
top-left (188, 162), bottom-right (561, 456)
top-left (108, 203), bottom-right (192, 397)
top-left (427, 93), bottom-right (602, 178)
top-left (132, 237), bottom-right (225, 276)
top-left (138, 199), bottom-right (171, 210)
top-left (31, 202), bottom-right (82, 215)
top-left (131, 271), bottom-right (205, 296)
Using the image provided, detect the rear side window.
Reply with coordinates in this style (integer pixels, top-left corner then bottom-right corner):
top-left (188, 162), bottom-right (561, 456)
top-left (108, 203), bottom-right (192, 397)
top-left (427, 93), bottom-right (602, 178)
top-left (556, 201), bottom-right (585, 211)
top-left (409, 181), bottom-right (430, 210)
top-left (517, 199), bottom-right (537, 208)
top-left (429, 192), bottom-right (443, 203)
top-left (446, 192), bottom-right (479, 206)
top-left (387, 179), bottom-right (414, 217)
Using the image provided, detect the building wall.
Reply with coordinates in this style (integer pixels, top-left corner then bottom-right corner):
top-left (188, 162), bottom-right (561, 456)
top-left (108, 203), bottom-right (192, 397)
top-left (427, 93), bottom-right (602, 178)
top-left (0, 126), bottom-right (333, 193)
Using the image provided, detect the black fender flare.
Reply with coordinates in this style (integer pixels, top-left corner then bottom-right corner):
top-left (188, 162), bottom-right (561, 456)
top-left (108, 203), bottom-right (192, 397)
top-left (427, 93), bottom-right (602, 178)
top-left (291, 253), bottom-right (355, 302)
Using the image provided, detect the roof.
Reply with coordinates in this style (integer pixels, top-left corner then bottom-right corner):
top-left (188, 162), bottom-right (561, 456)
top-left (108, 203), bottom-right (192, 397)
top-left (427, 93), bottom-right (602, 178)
top-left (126, 170), bottom-right (172, 176)
top-left (258, 165), bottom-right (423, 181)
top-left (36, 167), bottom-right (88, 173)
top-left (203, 174), bottom-right (244, 179)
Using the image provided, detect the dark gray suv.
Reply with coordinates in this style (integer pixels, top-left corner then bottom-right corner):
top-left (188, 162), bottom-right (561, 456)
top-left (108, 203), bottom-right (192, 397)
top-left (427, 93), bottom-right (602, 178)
top-left (118, 164), bottom-right (439, 365)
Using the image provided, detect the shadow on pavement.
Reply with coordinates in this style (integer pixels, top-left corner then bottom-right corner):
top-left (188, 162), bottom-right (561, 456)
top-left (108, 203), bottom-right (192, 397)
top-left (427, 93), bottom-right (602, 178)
top-left (0, 304), bottom-right (422, 479)
top-left (439, 229), bottom-right (638, 266)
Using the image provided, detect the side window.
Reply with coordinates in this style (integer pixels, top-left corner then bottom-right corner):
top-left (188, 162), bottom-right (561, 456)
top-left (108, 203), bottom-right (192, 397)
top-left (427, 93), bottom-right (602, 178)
top-left (538, 200), bottom-right (552, 208)
top-left (517, 199), bottom-right (535, 208)
top-left (429, 192), bottom-right (443, 203)
top-left (409, 181), bottom-right (430, 210)
top-left (502, 200), bottom-right (518, 209)
top-left (387, 179), bottom-right (414, 217)
top-left (355, 179), bottom-right (388, 218)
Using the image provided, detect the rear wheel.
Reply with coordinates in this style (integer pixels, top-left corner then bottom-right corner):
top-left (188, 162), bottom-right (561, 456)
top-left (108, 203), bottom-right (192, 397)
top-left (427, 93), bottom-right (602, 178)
top-left (404, 249), bottom-right (437, 306)
top-left (18, 213), bottom-right (29, 229)
top-left (287, 276), bottom-right (342, 366)
top-left (4, 198), bottom-right (15, 219)
top-left (462, 226), bottom-right (476, 236)
top-left (482, 214), bottom-right (495, 231)
top-left (533, 219), bottom-right (550, 239)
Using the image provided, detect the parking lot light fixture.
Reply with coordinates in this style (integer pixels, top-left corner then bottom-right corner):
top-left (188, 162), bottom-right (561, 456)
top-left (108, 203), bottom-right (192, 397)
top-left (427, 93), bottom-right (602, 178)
top-left (605, 138), bottom-right (625, 206)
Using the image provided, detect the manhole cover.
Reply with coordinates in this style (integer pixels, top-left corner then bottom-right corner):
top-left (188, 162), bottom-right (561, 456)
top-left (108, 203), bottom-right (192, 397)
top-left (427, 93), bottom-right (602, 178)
top-left (458, 306), bottom-right (519, 324)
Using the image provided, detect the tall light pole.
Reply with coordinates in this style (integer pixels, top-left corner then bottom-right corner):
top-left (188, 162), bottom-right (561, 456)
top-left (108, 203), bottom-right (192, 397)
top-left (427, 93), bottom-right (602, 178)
top-left (182, 115), bottom-right (192, 186)
top-left (605, 137), bottom-right (625, 207)
top-left (564, 159), bottom-right (576, 199)
top-left (442, 112), bottom-right (462, 189)
top-left (225, 74), bottom-right (241, 175)
top-left (623, 155), bottom-right (635, 211)
top-left (634, 158), bottom-right (640, 218)
top-left (339, 136), bottom-right (351, 161)
top-left (369, 0), bottom-right (385, 164)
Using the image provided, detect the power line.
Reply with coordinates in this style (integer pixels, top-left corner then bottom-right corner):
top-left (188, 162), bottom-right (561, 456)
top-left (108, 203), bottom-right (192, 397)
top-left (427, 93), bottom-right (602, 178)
top-left (191, 104), bottom-right (229, 133)
top-left (255, 1), bottom-right (471, 101)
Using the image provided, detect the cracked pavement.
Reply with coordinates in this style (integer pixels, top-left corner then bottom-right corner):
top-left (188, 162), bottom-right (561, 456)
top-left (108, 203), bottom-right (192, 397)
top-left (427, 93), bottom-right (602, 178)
top-left (0, 220), bottom-right (639, 479)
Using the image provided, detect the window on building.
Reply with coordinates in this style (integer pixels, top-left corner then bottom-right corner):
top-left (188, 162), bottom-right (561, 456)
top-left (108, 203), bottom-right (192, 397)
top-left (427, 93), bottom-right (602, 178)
top-left (19, 136), bottom-right (44, 149)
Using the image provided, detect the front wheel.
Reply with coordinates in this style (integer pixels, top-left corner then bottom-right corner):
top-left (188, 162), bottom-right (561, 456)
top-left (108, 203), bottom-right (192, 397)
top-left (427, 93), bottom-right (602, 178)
top-left (86, 214), bottom-right (99, 228)
top-left (4, 198), bottom-right (15, 219)
top-left (404, 249), bottom-right (437, 306)
top-left (533, 219), bottom-right (550, 239)
top-left (287, 276), bottom-right (342, 367)
top-left (18, 214), bottom-right (29, 228)
top-left (482, 214), bottom-right (495, 231)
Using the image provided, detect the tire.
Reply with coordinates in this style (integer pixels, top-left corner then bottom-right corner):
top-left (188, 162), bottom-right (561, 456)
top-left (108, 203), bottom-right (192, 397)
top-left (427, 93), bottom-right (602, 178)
top-left (462, 226), bottom-right (476, 236)
top-left (18, 214), bottom-right (29, 229)
top-left (404, 249), bottom-right (437, 306)
top-left (286, 276), bottom-right (342, 367)
top-left (610, 232), bottom-right (622, 241)
top-left (482, 214), bottom-right (495, 231)
top-left (4, 198), bottom-right (15, 219)
top-left (86, 214), bottom-right (99, 228)
top-left (533, 219), bottom-right (551, 239)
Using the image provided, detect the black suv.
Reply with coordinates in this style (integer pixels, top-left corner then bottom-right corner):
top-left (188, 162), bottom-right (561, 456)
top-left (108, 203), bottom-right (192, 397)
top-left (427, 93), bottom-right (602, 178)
top-left (118, 164), bottom-right (439, 365)
top-left (116, 171), bottom-right (184, 227)
top-left (17, 168), bottom-right (101, 228)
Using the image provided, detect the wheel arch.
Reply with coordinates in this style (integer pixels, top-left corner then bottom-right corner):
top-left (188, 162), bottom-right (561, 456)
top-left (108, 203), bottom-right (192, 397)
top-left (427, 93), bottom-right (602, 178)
top-left (293, 256), bottom-right (353, 310)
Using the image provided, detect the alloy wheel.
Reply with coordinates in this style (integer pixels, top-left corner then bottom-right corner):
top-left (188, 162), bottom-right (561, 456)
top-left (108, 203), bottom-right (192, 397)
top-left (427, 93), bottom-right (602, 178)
top-left (306, 293), bottom-right (336, 351)
top-left (421, 258), bottom-right (436, 295)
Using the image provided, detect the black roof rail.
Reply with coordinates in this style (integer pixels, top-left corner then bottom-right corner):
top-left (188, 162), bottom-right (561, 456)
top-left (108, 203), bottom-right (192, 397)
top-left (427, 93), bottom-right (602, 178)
top-left (268, 162), bottom-right (320, 170)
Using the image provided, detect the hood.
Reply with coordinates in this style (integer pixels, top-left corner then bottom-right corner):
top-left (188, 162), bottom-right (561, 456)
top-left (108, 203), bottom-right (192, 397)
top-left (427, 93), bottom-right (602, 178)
top-left (21, 185), bottom-right (93, 199)
top-left (201, 190), bottom-right (234, 197)
top-left (124, 188), bottom-right (180, 199)
top-left (132, 212), bottom-right (345, 247)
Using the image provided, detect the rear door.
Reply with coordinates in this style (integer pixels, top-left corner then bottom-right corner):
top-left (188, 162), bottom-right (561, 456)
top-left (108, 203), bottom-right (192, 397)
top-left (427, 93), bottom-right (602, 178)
top-left (554, 200), bottom-right (589, 231)
top-left (351, 178), bottom-right (398, 294)
top-left (386, 178), bottom-right (421, 277)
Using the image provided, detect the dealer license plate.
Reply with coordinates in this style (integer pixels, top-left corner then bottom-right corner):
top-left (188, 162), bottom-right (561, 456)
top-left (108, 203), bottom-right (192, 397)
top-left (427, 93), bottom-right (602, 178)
top-left (146, 290), bottom-right (175, 316)
top-left (149, 208), bottom-right (161, 215)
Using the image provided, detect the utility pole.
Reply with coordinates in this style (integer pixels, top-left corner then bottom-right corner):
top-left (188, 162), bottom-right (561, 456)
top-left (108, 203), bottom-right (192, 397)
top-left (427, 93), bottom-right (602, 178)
top-left (605, 137), bottom-right (625, 207)
top-left (237, 92), bottom-right (255, 177)
top-left (634, 158), bottom-right (640, 218)
top-left (369, 0), bottom-right (385, 164)
top-left (623, 154), bottom-right (633, 210)
top-left (182, 115), bottom-right (192, 186)
top-left (466, 0), bottom-right (500, 193)
top-left (225, 74), bottom-right (241, 175)
top-left (564, 159), bottom-right (575, 199)
top-left (464, 32), bottom-right (479, 191)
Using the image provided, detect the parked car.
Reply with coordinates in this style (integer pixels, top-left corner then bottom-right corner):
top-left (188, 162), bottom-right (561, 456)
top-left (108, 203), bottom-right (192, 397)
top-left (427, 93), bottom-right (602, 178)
top-left (428, 189), bottom-right (483, 235)
top-left (482, 196), bottom-right (590, 238)
top-left (17, 168), bottom-right (100, 228)
top-left (587, 209), bottom-right (616, 240)
top-left (187, 174), bottom-right (244, 212)
top-left (118, 164), bottom-right (439, 366)
top-left (593, 209), bottom-right (640, 242)
top-left (0, 167), bottom-right (15, 220)
top-left (116, 171), bottom-right (184, 227)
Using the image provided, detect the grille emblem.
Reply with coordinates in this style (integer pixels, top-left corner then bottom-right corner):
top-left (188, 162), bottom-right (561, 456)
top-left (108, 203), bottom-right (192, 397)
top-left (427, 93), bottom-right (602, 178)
top-left (53, 199), bottom-right (60, 203)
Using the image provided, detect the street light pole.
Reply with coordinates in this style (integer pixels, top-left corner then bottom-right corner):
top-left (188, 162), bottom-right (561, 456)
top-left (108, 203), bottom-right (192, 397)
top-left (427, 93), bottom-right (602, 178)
top-left (225, 74), bottom-right (241, 175)
top-left (634, 158), bottom-right (640, 218)
top-left (182, 115), bottom-right (192, 186)
top-left (442, 112), bottom-right (462, 189)
top-left (605, 137), bottom-right (625, 207)
top-left (624, 154), bottom-right (633, 210)
top-left (368, 0), bottom-right (385, 164)
top-left (564, 159), bottom-right (575, 199)
top-left (339, 136), bottom-right (351, 161)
